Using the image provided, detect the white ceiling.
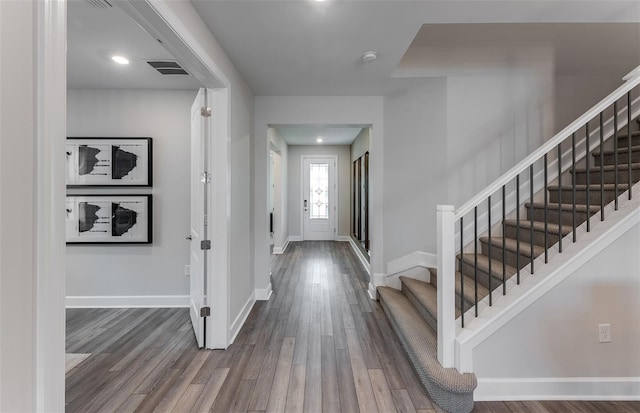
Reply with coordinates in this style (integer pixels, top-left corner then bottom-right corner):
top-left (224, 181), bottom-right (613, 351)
top-left (67, 0), bottom-right (201, 90)
top-left (191, 0), bottom-right (640, 96)
top-left (274, 125), bottom-right (364, 146)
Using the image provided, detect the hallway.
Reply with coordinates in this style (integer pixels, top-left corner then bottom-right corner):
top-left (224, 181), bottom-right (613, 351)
top-left (65, 241), bottom-right (640, 412)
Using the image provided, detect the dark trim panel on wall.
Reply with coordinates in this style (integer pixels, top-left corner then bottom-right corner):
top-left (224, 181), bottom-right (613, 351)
top-left (353, 151), bottom-right (369, 252)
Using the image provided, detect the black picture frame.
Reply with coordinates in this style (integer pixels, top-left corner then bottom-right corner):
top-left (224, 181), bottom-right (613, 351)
top-left (65, 194), bottom-right (153, 244)
top-left (66, 137), bottom-right (153, 187)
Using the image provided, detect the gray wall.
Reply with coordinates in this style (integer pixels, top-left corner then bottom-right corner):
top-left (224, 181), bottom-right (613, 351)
top-left (66, 89), bottom-right (196, 299)
top-left (351, 128), bottom-right (370, 162)
top-left (383, 79), bottom-right (448, 264)
top-left (288, 145), bottom-right (352, 238)
top-left (474, 221), bottom-right (640, 380)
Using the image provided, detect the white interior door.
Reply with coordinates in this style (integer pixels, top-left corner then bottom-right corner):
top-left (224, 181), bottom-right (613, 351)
top-left (303, 156), bottom-right (336, 240)
top-left (189, 88), bottom-right (209, 348)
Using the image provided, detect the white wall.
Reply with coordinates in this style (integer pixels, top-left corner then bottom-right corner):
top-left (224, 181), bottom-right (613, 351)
top-left (383, 79), bottom-right (448, 265)
top-left (351, 128), bottom-right (370, 162)
top-left (254, 96), bottom-right (384, 295)
top-left (287, 145), bottom-right (351, 238)
top-left (161, 1), bottom-right (256, 321)
top-left (474, 221), bottom-right (640, 396)
top-left (1, 1), bottom-right (66, 411)
top-left (66, 89), bottom-right (196, 303)
top-left (445, 70), bottom-right (554, 208)
top-left (1, 2), bottom-right (37, 410)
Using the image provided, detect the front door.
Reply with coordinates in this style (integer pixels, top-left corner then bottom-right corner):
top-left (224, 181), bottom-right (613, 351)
top-left (188, 88), bottom-right (210, 348)
top-left (302, 157), bottom-right (336, 240)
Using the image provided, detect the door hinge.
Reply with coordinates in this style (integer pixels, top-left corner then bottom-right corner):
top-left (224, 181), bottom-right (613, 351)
top-left (200, 306), bottom-right (211, 317)
top-left (201, 106), bottom-right (212, 117)
top-left (200, 172), bottom-right (211, 183)
top-left (201, 240), bottom-right (211, 250)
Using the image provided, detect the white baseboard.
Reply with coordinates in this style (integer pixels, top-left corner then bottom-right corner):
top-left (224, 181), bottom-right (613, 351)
top-left (255, 283), bottom-right (272, 301)
top-left (65, 295), bottom-right (189, 308)
top-left (337, 236), bottom-right (351, 242)
top-left (288, 235), bottom-right (302, 242)
top-left (272, 237), bottom-right (290, 255)
top-left (345, 236), bottom-right (370, 274)
top-left (230, 293), bottom-right (255, 344)
top-left (475, 377), bottom-right (640, 401)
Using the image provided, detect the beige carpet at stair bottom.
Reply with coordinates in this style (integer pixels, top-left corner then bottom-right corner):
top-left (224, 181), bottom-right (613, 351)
top-left (65, 353), bottom-right (91, 373)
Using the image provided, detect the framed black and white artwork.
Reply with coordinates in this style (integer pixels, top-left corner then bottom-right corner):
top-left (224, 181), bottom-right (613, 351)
top-left (66, 137), bottom-right (152, 187)
top-left (66, 194), bottom-right (152, 244)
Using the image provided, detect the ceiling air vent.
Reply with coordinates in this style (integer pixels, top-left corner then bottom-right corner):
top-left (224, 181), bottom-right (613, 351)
top-left (146, 60), bottom-right (189, 76)
top-left (85, 0), bottom-right (113, 9)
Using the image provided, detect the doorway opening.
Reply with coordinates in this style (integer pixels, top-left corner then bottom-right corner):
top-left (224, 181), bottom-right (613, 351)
top-left (64, 0), bottom-right (230, 379)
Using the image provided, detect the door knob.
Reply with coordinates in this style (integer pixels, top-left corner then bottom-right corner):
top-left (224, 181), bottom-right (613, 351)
top-left (186, 235), bottom-right (192, 241)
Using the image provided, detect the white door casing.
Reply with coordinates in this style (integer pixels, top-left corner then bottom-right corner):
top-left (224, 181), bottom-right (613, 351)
top-left (302, 156), bottom-right (337, 241)
top-left (189, 88), bottom-right (209, 348)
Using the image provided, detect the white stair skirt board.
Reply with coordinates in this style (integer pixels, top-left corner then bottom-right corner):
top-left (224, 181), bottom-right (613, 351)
top-left (454, 182), bottom-right (640, 374)
top-left (65, 295), bottom-right (190, 308)
top-left (230, 293), bottom-right (255, 344)
top-left (385, 251), bottom-right (437, 290)
top-left (475, 377), bottom-right (640, 401)
top-left (272, 237), bottom-right (290, 255)
top-left (255, 283), bottom-right (273, 301)
top-left (344, 236), bottom-right (371, 274)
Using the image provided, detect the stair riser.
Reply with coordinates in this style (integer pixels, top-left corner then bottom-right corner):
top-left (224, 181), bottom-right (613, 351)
top-left (504, 223), bottom-right (562, 248)
top-left (548, 189), bottom-right (619, 205)
top-left (401, 282), bottom-right (437, 332)
top-left (526, 206), bottom-right (593, 227)
top-left (593, 150), bottom-right (640, 167)
top-left (573, 168), bottom-right (640, 185)
top-left (457, 257), bottom-right (505, 291)
top-left (480, 240), bottom-right (535, 270)
top-left (616, 134), bottom-right (640, 147)
top-left (455, 291), bottom-right (476, 315)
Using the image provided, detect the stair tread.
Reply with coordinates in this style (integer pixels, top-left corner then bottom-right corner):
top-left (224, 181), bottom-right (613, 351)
top-left (456, 271), bottom-right (489, 305)
top-left (548, 183), bottom-right (630, 191)
top-left (458, 253), bottom-right (517, 278)
top-left (479, 236), bottom-right (546, 258)
top-left (503, 219), bottom-right (572, 235)
top-left (400, 276), bottom-right (438, 319)
top-left (377, 286), bottom-right (477, 395)
top-left (572, 162), bottom-right (640, 173)
top-left (525, 202), bottom-right (600, 212)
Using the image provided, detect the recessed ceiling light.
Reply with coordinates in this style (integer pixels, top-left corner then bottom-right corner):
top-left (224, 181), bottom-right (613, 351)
top-left (316, 137), bottom-right (323, 143)
top-left (111, 55), bottom-right (129, 65)
top-left (314, 0), bottom-right (325, 2)
top-left (361, 51), bottom-right (378, 63)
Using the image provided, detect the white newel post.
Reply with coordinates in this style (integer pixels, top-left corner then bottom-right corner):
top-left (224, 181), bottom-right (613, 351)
top-left (437, 205), bottom-right (456, 368)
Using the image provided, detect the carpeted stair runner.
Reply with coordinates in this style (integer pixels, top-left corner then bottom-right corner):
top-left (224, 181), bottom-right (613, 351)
top-left (377, 116), bottom-right (640, 412)
top-left (377, 284), bottom-right (476, 413)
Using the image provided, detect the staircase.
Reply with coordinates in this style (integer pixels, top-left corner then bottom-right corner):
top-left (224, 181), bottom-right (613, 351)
top-left (378, 95), bottom-right (640, 412)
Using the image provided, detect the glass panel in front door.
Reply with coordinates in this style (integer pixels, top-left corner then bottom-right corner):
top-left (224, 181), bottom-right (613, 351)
top-left (309, 163), bottom-right (329, 219)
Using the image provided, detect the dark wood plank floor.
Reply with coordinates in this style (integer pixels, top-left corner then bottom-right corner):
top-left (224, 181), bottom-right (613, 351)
top-left (66, 241), bottom-right (640, 412)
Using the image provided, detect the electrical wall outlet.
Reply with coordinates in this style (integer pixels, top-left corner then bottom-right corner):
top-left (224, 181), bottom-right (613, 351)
top-left (599, 323), bottom-right (611, 343)
top-left (184, 265), bottom-right (190, 276)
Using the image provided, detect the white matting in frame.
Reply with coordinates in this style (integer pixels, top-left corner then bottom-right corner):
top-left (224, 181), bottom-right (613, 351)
top-left (66, 194), bottom-right (152, 244)
top-left (66, 137), bottom-right (152, 187)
